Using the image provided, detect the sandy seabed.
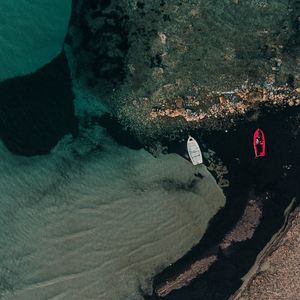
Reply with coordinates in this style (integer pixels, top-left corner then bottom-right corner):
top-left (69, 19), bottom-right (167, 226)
top-left (0, 116), bottom-right (224, 300)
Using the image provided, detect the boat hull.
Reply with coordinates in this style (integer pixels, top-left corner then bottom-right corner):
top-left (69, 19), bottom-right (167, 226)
top-left (187, 136), bottom-right (203, 165)
top-left (253, 128), bottom-right (266, 157)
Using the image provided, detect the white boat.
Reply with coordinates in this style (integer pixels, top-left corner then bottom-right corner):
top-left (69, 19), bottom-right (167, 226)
top-left (187, 136), bottom-right (203, 165)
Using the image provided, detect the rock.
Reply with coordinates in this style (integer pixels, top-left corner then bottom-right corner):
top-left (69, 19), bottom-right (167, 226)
top-left (175, 97), bottom-right (184, 109)
top-left (158, 32), bottom-right (167, 44)
top-left (229, 107), bottom-right (236, 114)
top-left (219, 95), bottom-right (226, 104)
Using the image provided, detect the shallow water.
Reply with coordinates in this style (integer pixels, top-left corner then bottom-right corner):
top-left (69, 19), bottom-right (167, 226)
top-left (0, 93), bottom-right (225, 300)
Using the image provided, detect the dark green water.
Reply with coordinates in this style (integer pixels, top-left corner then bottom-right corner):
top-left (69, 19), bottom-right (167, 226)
top-left (0, 53), bottom-right (78, 156)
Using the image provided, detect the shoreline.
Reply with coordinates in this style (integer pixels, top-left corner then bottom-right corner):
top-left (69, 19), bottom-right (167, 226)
top-left (231, 198), bottom-right (297, 299)
top-left (232, 205), bottom-right (300, 299)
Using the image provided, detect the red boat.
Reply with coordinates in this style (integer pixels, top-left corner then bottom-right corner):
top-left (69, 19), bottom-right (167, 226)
top-left (253, 128), bottom-right (266, 157)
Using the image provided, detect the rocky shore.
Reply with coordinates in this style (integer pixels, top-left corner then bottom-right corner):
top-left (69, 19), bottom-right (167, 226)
top-left (67, 0), bottom-right (300, 143)
top-left (149, 86), bottom-right (300, 124)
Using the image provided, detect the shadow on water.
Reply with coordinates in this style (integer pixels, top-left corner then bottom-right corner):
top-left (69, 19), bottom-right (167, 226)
top-left (0, 52), bottom-right (78, 156)
top-left (96, 113), bottom-right (143, 150)
top-left (146, 105), bottom-right (300, 300)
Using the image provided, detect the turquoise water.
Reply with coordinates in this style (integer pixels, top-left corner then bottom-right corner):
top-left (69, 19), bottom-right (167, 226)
top-left (0, 0), bottom-right (71, 81)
